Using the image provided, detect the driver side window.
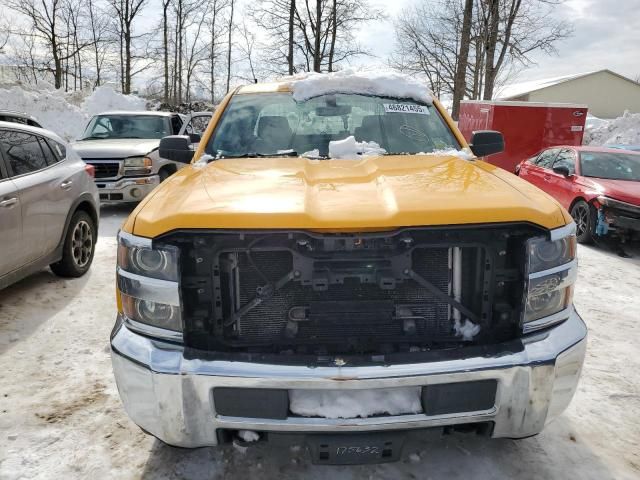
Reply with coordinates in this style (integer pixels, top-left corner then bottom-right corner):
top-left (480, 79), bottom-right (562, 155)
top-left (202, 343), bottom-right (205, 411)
top-left (553, 149), bottom-right (576, 175)
top-left (535, 149), bottom-right (559, 169)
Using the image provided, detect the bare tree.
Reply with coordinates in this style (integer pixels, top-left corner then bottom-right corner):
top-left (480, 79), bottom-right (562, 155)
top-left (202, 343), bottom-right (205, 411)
top-left (108, 0), bottom-right (148, 94)
top-left (226, 0), bottom-right (235, 92)
top-left (393, 0), bottom-right (572, 102)
top-left (86, 0), bottom-right (112, 87)
top-left (162, 0), bottom-right (172, 102)
top-left (7, 0), bottom-right (92, 89)
top-left (183, 4), bottom-right (210, 101)
top-left (253, 0), bottom-right (381, 75)
top-left (451, 0), bottom-right (473, 119)
top-left (237, 19), bottom-right (258, 83)
top-left (206, 0), bottom-right (229, 103)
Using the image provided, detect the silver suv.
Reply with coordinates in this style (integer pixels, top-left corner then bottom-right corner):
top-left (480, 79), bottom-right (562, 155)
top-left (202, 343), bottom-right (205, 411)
top-left (72, 111), bottom-right (211, 203)
top-left (0, 122), bottom-right (99, 289)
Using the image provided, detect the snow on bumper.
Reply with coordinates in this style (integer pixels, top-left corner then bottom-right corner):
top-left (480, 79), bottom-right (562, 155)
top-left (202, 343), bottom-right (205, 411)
top-left (110, 311), bottom-right (587, 448)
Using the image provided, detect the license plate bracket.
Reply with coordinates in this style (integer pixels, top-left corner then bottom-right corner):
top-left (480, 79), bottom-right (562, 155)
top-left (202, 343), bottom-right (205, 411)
top-left (307, 432), bottom-right (405, 465)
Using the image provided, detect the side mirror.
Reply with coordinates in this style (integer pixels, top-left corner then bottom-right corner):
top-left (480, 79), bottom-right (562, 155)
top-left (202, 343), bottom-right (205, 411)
top-left (188, 133), bottom-right (201, 143)
top-left (469, 130), bottom-right (504, 157)
top-left (159, 135), bottom-right (193, 163)
top-left (553, 165), bottom-right (571, 176)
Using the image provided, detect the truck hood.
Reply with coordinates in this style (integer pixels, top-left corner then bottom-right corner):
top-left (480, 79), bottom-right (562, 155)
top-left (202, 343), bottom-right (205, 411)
top-left (128, 154), bottom-right (568, 237)
top-left (71, 138), bottom-right (160, 159)
top-left (578, 177), bottom-right (640, 206)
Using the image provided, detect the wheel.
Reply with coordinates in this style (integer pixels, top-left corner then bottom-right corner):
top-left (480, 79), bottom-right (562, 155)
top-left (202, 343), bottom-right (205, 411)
top-left (50, 211), bottom-right (96, 277)
top-left (570, 200), bottom-right (593, 244)
top-left (159, 168), bottom-right (171, 182)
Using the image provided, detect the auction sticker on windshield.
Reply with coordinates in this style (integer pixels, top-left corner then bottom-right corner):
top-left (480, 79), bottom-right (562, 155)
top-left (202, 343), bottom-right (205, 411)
top-left (384, 104), bottom-right (430, 115)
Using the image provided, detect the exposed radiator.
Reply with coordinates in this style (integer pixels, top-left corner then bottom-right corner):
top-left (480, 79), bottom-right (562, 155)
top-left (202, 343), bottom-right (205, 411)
top-left (223, 247), bottom-right (451, 347)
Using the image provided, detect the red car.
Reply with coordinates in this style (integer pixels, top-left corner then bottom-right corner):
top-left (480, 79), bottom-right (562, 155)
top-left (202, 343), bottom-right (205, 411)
top-left (516, 146), bottom-right (640, 243)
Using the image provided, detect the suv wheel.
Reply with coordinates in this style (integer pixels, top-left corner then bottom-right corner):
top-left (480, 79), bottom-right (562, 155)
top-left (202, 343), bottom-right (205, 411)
top-left (571, 200), bottom-right (593, 244)
top-left (50, 211), bottom-right (96, 277)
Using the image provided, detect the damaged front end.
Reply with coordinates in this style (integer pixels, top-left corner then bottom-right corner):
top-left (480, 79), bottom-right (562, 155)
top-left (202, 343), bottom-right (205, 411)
top-left (594, 195), bottom-right (640, 240)
top-left (156, 224), bottom-right (544, 356)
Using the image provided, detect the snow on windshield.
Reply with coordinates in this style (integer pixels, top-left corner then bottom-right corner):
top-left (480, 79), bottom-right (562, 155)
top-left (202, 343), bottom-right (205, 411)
top-left (327, 135), bottom-right (386, 159)
top-left (286, 68), bottom-right (433, 105)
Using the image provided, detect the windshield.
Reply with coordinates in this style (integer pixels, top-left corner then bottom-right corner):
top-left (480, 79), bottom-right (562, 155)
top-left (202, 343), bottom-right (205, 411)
top-left (580, 151), bottom-right (640, 181)
top-left (81, 115), bottom-right (170, 140)
top-left (206, 93), bottom-right (460, 158)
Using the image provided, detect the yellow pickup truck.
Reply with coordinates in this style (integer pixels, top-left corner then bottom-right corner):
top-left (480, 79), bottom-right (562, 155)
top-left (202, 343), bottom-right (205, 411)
top-left (111, 72), bottom-right (586, 465)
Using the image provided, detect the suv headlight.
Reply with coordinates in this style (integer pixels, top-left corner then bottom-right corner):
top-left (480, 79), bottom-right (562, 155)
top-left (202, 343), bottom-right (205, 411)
top-left (123, 156), bottom-right (152, 176)
top-left (117, 231), bottom-right (182, 339)
top-left (523, 223), bottom-right (577, 333)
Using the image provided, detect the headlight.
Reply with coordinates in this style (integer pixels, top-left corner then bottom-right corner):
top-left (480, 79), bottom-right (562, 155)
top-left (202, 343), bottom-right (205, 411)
top-left (117, 231), bottom-right (182, 339)
top-left (597, 195), bottom-right (640, 214)
top-left (123, 156), bottom-right (152, 176)
top-left (121, 294), bottom-right (182, 332)
top-left (527, 232), bottom-right (576, 273)
top-left (124, 156), bottom-right (151, 167)
top-left (523, 224), bottom-right (577, 332)
top-left (117, 234), bottom-right (178, 281)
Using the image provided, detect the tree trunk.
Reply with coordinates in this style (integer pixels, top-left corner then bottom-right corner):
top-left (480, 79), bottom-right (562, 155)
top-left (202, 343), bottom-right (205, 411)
top-left (313, 0), bottom-right (321, 72)
top-left (226, 0), bottom-right (234, 92)
top-left (177, 0), bottom-right (183, 104)
top-left (451, 0), bottom-right (473, 119)
top-left (163, 1), bottom-right (169, 103)
top-left (328, 0), bottom-right (337, 72)
top-left (288, 0), bottom-right (295, 74)
top-left (483, 0), bottom-right (499, 100)
top-left (119, 23), bottom-right (125, 92)
top-left (125, 26), bottom-right (132, 94)
top-left (52, 40), bottom-right (63, 89)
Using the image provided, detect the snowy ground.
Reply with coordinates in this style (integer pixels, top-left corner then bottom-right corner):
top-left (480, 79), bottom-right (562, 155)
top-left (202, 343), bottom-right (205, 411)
top-left (1, 206), bottom-right (639, 480)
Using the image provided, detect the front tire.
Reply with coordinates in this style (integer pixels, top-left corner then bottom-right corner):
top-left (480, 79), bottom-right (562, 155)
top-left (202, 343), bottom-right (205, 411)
top-left (50, 211), bottom-right (96, 277)
top-left (571, 200), bottom-right (593, 244)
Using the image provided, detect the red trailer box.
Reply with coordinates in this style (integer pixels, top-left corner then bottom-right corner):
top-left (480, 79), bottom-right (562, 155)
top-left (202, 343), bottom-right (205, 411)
top-left (458, 101), bottom-right (588, 172)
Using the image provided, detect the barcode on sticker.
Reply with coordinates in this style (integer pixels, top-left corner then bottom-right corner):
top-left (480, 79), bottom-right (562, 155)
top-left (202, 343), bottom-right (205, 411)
top-left (384, 104), bottom-right (429, 115)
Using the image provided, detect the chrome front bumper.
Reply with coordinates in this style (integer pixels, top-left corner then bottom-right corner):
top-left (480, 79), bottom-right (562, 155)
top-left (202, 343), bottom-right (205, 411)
top-left (110, 310), bottom-right (587, 448)
top-left (97, 175), bottom-right (159, 202)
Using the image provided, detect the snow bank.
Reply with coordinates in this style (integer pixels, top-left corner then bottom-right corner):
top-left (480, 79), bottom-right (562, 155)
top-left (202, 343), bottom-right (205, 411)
top-left (81, 86), bottom-right (146, 117)
top-left (584, 111), bottom-right (640, 146)
top-left (0, 85), bottom-right (147, 141)
top-left (328, 135), bottom-right (386, 159)
top-left (289, 387), bottom-right (423, 419)
top-left (286, 68), bottom-right (433, 104)
top-left (0, 86), bottom-right (87, 141)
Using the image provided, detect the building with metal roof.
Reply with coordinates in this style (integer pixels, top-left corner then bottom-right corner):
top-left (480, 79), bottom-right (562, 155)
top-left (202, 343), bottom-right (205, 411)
top-left (496, 69), bottom-right (640, 119)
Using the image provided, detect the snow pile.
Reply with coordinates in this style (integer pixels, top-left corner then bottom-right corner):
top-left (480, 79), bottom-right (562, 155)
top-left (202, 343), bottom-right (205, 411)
top-left (423, 148), bottom-right (475, 160)
top-left (286, 68), bottom-right (433, 104)
top-left (289, 387), bottom-right (423, 419)
top-left (584, 111), bottom-right (640, 146)
top-left (454, 318), bottom-right (481, 341)
top-left (0, 86), bottom-right (87, 141)
top-left (81, 86), bottom-right (146, 117)
top-left (328, 135), bottom-right (386, 159)
top-left (585, 114), bottom-right (609, 131)
top-left (0, 85), bottom-right (147, 140)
